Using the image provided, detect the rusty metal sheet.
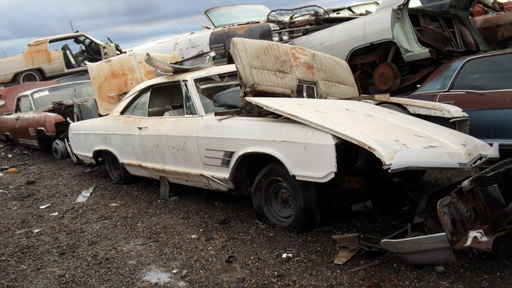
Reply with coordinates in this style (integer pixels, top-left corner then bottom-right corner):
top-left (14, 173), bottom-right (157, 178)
top-left (86, 52), bottom-right (181, 115)
top-left (437, 158), bottom-right (512, 252)
top-left (471, 11), bottom-right (512, 46)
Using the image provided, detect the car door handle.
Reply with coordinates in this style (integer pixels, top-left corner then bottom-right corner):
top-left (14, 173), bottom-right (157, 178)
top-left (137, 126), bottom-right (147, 131)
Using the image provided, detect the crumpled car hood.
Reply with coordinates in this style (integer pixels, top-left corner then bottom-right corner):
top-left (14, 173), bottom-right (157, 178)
top-left (246, 97), bottom-right (497, 171)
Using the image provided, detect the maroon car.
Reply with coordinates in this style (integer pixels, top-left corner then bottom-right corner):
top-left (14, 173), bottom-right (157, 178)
top-left (0, 80), bottom-right (97, 159)
top-left (399, 49), bottom-right (512, 157)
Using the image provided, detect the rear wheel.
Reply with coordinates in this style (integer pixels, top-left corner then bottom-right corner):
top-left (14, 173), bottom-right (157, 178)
top-left (103, 152), bottom-right (132, 184)
top-left (252, 163), bottom-right (319, 232)
top-left (16, 70), bottom-right (42, 84)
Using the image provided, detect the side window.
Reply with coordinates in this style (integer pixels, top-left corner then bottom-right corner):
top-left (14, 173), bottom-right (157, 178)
top-left (123, 82), bottom-right (186, 117)
top-left (18, 96), bottom-right (32, 112)
top-left (452, 54), bottom-right (512, 91)
top-left (148, 83), bottom-right (184, 117)
top-left (123, 90), bottom-right (150, 117)
top-left (297, 82), bottom-right (317, 98)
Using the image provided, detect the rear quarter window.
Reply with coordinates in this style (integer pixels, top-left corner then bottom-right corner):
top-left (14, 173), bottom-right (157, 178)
top-left (452, 53), bottom-right (512, 91)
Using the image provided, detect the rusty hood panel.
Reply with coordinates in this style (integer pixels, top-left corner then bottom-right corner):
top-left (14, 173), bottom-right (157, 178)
top-left (86, 52), bottom-right (181, 115)
top-left (246, 97), bottom-right (496, 171)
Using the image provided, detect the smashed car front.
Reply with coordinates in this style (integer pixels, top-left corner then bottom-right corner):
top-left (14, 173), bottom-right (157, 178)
top-left (247, 97), bottom-right (497, 173)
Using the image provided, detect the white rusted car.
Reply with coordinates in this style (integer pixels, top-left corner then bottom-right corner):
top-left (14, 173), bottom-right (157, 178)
top-left (292, 0), bottom-right (489, 95)
top-left (0, 32), bottom-right (121, 85)
top-left (69, 38), bottom-right (497, 231)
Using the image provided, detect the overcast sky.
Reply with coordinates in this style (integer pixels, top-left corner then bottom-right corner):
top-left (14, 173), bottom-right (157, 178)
top-left (0, 0), bottom-right (356, 57)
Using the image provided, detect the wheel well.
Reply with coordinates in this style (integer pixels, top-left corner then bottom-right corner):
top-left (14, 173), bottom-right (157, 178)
top-left (92, 149), bottom-right (112, 165)
top-left (230, 153), bottom-right (282, 196)
top-left (36, 129), bottom-right (54, 151)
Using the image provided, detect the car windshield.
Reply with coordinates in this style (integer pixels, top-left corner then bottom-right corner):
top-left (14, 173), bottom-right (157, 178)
top-left (205, 4), bottom-right (270, 27)
top-left (31, 81), bottom-right (93, 110)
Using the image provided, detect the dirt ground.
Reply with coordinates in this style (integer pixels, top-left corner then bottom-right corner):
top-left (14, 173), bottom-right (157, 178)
top-left (1, 144), bottom-right (512, 287)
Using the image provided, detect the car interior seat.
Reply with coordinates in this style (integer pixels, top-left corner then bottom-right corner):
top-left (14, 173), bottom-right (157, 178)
top-left (62, 44), bottom-right (78, 69)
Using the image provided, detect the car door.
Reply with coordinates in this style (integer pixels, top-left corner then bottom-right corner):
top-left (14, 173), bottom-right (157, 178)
top-left (11, 94), bottom-right (38, 147)
top-left (133, 81), bottom-right (209, 187)
top-left (436, 53), bottom-right (512, 146)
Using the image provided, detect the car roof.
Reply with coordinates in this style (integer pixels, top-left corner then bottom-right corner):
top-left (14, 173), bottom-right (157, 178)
top-left (17, 80), bottom-right (92, 98)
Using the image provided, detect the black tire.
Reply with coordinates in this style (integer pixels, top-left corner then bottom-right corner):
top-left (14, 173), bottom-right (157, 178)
top-left (103, 152), bottom-right (132, 184)
top-left (52, 139), bottom-right (68, 159)
top-left (16, 70), bottom-right (42, 84)
top-left (252, 163), bottom-right (319, 232)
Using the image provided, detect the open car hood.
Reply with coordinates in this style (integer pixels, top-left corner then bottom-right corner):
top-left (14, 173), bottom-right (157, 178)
top-left (246, 97), bottom-right (496, 171)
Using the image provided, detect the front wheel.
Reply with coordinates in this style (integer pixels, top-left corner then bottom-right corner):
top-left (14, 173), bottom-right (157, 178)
top-left (103, 152), bottom-right (132, 184)
top-left (252, 163), bottom-right (319, 232)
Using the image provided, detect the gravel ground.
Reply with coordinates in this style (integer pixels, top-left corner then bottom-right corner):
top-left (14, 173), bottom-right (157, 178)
top-left (1, 144), bottom-right (512, 287)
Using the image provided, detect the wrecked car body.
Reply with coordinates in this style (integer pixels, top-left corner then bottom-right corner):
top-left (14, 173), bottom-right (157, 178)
top-left (130, 3), bottom-right (366, 64)
top-left (69, 38), bottom-right (497, 232)
top-left (0, 80), bottom-right (98, 159)
top-left (0, 80), bottom-right (59, 115)
top-left (380, 158), bottom-right (512, 264)
top-left (471, 0), bottom-right (512, 50)
top-left (292, 0), bottom-right (490, 95)
top-left (0, 32), bottom-right (121, 85)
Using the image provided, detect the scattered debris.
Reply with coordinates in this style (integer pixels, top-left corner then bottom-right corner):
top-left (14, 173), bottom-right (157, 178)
top-left (332, 233), bottom-right (360, 265)
top-left (281, 253), bottom-right (292, 259)
top-left (6, 167), bottom-right (18, 173)
top-left (348, 253), bottom-right (395, 272)
top-left (143, 269), bottom-right (171, 285)
top-left (39, 204), bottom-right (51, 209)
top-left (435, 265), bottom-right (447, 274)
top-left (50, 212), bottom-right (58, 216)
top-left (75, 185), bottom-right (95, 203)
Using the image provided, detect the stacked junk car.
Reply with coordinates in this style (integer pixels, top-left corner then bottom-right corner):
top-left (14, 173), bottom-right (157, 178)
top-left (1, 0), bottom-right (512, 270)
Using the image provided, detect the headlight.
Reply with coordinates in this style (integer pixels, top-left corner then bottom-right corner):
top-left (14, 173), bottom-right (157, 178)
top-left (281, 32), bottom-right (290, 42)
top-left (272, 32), bottom-right (280, 42)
